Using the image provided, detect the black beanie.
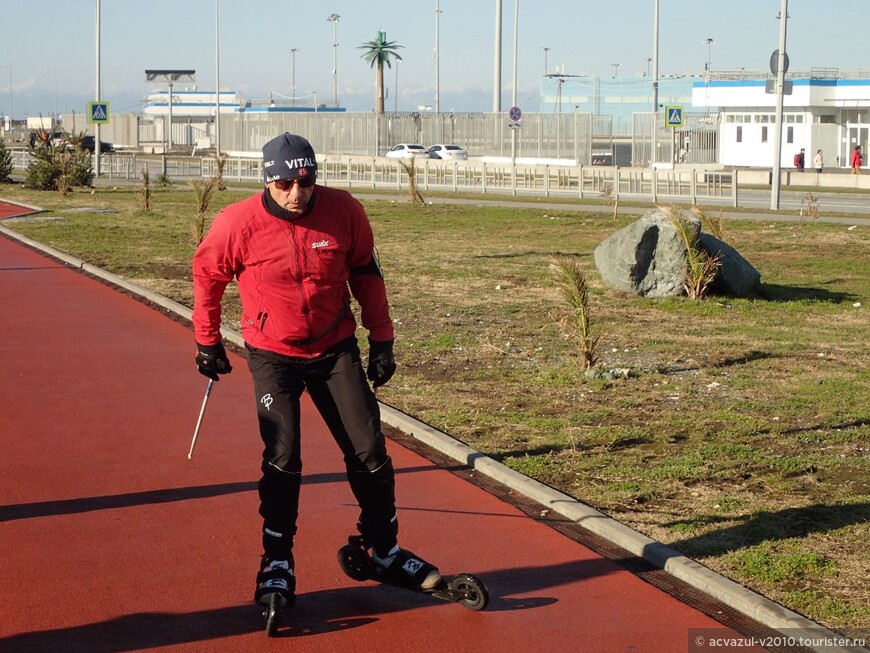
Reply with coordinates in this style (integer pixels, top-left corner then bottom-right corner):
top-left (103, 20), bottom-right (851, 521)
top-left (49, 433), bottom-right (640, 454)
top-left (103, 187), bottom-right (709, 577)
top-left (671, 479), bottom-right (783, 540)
top-left (262, 133), bottom-right (317, 183)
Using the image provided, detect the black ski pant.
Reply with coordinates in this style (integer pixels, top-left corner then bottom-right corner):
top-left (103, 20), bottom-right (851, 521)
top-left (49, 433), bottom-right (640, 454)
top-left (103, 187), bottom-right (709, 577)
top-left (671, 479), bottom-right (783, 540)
top-left (246, 337), bottom-right (398, 560)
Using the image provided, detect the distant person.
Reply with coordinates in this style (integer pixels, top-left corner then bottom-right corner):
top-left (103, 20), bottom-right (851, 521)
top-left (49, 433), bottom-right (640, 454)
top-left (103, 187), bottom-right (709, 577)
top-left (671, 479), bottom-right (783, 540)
top-left (794, 148), bottom-right (805, 171)
top-left (814, 149), bottom-right (823, 173)
top-left (192, 132), bottom-right (441, 610)
top-left (851, 145), bottom-right (862, 174)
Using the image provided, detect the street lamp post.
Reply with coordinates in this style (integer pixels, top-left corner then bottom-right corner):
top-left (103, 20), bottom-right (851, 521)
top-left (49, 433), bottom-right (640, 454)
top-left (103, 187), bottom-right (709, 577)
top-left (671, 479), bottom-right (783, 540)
top-left (0, 64), bottom-right (12, 133)
top-left (215, 0), bottom-right (221, 154)
top-left (651, 0), bottom-right (660, 166)
top-left (492, 0), bottom-right (502, 113)
top-left (643, 57), bottom-right (652, 77)
top-left (290, 48), bottom-right (301, 106)
top-left (434, 0), bottom-right (441, 113)
top-left (95, 0), bottom-right (102, 176)
top-left (704, 37), bottom-right (715, 71)
top-left (541, 46), bottom-right (550, 76)
top-left (327, 13), bottom-right (340, 107)
top-left (703, 37), bottom-right (714, 114)
top-left (611, 62), bottom-right (621, 78)
top-left (394, 59), bottom-right (399, 112)
top-left (771, 0), bottom-right (789, 209)
top-left (510, 0), bottom-right (519, 194)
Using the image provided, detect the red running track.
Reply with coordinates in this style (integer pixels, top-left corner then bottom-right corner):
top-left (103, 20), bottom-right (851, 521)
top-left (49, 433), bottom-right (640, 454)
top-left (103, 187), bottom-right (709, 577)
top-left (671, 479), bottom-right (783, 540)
top-left (0, 203), bottom-right (767, 653)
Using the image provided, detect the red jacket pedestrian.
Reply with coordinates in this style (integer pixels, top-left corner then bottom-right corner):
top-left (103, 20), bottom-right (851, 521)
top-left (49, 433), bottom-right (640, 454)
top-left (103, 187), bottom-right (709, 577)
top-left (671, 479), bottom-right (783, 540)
top-left (851, 145), bottom-right (862, 174)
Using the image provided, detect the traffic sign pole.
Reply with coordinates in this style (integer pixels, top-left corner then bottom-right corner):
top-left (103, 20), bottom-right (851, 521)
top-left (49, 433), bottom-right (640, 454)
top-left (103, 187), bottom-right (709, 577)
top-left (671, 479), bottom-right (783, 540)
top-left (508, 105), bottom-right (522, 196)
top-left (770, 0), bottom-right (789, 210)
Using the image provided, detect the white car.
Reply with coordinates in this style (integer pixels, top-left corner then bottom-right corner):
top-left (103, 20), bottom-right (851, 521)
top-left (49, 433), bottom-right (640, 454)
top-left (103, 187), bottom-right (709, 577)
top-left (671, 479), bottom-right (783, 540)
top-left (427, 144), bottom-right (468, 160)
top-left (385, 143), bottom-right (428, 158)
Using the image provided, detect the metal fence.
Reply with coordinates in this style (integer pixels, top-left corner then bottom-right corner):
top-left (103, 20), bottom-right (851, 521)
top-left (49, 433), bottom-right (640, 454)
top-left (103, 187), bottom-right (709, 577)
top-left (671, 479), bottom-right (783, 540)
top-left (10, 148), bottom-right (736, 206)
top-left (52, 110), bottom-right (721, 170)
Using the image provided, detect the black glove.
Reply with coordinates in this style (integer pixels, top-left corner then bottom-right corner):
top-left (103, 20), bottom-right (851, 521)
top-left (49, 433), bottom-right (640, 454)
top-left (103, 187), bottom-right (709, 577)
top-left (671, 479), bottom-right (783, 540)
top-left (367, 339), bottom-right (396, 388)
top-left (195, 342), bottom-right (233, 381)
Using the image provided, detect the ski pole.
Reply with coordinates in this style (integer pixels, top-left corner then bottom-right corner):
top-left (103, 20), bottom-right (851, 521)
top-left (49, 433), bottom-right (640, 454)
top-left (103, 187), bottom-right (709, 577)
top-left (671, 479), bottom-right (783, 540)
top-left (187, 378), bottom-right (214, 460)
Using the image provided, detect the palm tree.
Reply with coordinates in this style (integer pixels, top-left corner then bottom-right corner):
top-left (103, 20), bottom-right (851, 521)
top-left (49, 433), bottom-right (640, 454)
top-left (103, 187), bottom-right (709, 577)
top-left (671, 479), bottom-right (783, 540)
top-left (358, 30), bottom-right (404, 114)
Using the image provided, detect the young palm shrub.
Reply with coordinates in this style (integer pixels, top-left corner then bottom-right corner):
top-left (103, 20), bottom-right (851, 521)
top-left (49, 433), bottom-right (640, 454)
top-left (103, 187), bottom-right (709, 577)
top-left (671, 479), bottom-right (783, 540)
top-left (190, 176), bottom-right (221, 246)
top-left (0, 137), bottom-right (13, 182)
top-left (212, 152), bottom-right (227, 191)
top-left (398, 159), bottom-right (425, 205)
top-left (139, 167), bottom-right (153, 212)
top-left (549, 255), bottom-right (602, 370)
top-left (662, 205), bottom-right (722, 300)
top-left (692, 204), bottom-right (726, 240)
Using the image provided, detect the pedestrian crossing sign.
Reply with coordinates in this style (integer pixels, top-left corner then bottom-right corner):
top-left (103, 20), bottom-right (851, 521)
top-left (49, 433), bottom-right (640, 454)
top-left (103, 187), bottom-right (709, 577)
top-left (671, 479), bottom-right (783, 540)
top-left (665, 105), bottom-right (683, 128)
top-left (88, 102), bottom-right (110, 124)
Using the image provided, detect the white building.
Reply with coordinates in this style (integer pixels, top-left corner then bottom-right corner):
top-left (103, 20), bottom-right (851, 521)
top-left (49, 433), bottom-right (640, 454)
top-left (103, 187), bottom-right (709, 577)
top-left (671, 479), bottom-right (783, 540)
top-left (143, 90), bottom-right (240, 117)
top-left (695, 71), bottom-right (870, 170)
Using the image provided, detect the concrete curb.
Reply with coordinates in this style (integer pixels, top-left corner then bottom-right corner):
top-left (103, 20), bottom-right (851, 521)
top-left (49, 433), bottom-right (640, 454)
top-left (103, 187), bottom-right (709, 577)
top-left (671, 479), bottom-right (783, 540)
top-left (0, 209), bottom-right (862, 653)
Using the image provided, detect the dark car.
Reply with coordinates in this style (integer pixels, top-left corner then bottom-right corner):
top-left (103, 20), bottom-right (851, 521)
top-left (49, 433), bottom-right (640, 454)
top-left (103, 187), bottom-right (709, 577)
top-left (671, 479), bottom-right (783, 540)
top-left (79, 135), bottom-right (114, 153)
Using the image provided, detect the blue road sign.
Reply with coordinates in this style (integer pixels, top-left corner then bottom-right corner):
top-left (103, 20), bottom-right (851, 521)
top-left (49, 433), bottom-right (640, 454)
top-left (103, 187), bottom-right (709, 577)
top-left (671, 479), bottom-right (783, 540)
top-left (665, 105), bottom-right (683, 128)
top-left (508, 106), bottom-right (522, 122)
top-left (88, 102), bottom-right (110, 124)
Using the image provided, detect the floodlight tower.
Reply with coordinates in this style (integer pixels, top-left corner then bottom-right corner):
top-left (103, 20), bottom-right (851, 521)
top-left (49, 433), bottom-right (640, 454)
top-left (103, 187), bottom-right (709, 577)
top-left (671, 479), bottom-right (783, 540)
top-left (145, 70), bottom-right (196, 151)
top-left (327, 14), bottom-right (340, 106)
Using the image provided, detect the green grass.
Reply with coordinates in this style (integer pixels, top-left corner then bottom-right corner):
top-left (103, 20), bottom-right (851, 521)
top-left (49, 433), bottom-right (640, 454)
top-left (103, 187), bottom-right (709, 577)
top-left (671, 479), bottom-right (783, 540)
top-left (1, 182), bottom-right (868, 633)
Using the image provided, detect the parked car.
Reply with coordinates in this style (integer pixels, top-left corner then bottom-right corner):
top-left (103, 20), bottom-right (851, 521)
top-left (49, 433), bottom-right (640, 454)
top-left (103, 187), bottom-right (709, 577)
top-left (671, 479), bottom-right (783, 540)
top-left (78, 135), bottom-right (114, 153)
top-left (427, 144), bottom-right (468, 160)
top-left (385, 143), bottom-right (428, 158)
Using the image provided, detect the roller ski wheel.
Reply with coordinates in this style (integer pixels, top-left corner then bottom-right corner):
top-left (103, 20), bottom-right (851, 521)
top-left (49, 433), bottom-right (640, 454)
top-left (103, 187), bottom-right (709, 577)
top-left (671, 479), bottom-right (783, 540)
top-left (262, 592), bottom-right (283, 637)
top-left (337, 539), bottom-right (372, 581)
top-left (254, 556), bottom-right (294, 636)
top-left (446, 573), bottom-right (489, 611)
top-left (336, 535), bottom-right (489, 611)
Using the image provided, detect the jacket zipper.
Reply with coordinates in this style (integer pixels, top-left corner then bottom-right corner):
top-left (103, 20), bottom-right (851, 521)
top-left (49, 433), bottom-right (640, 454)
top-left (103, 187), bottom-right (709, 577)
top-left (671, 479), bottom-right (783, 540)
top-left (288, 222), bottom-right (314, 339)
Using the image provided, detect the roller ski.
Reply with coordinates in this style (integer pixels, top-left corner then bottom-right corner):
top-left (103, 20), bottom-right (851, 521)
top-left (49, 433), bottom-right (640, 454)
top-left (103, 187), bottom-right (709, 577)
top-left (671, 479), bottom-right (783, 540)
top-left (254, 556), bottom-right (295, 636)
top-left (337, 535), bottom-right (489, 611)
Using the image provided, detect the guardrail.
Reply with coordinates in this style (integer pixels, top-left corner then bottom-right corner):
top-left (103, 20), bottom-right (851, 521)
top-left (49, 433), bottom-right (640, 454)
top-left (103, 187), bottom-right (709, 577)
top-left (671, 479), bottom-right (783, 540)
top-left (11, 149), bottom-right (736, 205)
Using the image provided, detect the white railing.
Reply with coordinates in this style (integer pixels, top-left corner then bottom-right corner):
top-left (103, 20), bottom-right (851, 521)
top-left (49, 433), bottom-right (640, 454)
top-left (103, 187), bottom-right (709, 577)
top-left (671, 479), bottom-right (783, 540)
top-left (11, 149), bottom-right (736, 205)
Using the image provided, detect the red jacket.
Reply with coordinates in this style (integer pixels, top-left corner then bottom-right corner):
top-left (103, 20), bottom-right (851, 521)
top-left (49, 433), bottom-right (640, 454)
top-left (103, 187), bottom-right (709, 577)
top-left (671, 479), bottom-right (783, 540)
top-left (193, 187), bottom-right (393, 357)
top-left (851, 149), bottom-right (863, 167)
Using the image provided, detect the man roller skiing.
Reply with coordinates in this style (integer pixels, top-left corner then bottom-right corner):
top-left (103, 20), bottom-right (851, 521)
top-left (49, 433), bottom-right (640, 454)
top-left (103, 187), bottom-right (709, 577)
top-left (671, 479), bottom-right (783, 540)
top-left (192, 132), bottom-right (440, 608)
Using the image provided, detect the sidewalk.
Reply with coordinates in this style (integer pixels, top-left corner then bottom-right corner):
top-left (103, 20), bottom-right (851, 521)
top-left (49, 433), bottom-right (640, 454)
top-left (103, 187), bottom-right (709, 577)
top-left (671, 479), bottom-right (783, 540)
top-left (0, 200), bottom-right (858, 653)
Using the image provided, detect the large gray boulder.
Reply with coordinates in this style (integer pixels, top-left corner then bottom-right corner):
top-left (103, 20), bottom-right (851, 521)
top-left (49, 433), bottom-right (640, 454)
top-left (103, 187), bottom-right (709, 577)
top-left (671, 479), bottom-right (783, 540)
top-left (593, 208), bottom-right (698, 297)
top-left (593, 208), bottom-right (762, 298)
top-left (698, 233), bottom-right (762, 297)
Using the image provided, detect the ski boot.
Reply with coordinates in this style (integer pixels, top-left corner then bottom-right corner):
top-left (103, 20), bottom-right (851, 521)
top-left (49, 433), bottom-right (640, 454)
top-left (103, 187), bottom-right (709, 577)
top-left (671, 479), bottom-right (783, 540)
top-left (254, 556), bottom-right (295, 636)
top-left (337, 535), bottom-right (489, 611)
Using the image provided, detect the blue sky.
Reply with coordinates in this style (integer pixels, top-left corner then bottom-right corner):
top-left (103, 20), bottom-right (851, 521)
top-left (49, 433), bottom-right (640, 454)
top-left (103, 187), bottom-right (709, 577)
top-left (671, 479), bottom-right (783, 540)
top-left (1, 0), bottom-right (868, 119)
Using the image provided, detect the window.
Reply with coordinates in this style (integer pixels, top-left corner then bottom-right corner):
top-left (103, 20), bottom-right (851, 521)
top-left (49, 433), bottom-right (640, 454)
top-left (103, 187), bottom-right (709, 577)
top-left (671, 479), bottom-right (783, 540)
top-left (761, 126), bottom-right (768, 143)
top-left (736, 126), bottom-right (743, 143)
top-left (787, 126), bottom-right (794, 143)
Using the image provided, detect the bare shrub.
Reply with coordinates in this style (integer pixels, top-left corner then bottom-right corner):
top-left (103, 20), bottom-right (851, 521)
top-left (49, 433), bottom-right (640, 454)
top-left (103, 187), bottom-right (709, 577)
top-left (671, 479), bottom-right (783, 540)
top-left (800, 192), bottom-right (820, 222)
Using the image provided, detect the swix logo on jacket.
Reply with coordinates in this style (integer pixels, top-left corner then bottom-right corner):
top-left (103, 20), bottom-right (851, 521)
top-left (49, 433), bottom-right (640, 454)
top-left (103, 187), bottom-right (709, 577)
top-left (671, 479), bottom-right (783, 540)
top-left (192, 186), bottom-right (394, 358)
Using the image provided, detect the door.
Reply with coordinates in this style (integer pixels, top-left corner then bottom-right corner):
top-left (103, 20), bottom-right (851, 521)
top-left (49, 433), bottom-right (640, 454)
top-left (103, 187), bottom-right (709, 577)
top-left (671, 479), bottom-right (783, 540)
top-left (844, 126), bottom-right (868, 168)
